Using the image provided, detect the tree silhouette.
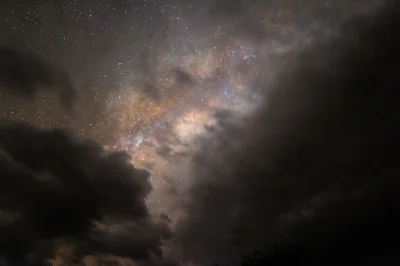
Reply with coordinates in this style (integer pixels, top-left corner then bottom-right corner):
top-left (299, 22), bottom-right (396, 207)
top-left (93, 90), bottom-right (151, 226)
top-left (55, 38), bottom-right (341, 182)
top-left (241, 245), bottom-right (303, 265)
top-left (213, 244), bottom-right (304, 266)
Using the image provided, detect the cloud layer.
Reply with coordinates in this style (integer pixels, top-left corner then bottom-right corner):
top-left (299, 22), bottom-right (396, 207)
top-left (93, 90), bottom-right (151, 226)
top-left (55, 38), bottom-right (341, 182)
top-left (1, 1), bottom-right (399, 265)
top-left (0, 47), bottom-right (78, 110)
top-left (172, 2), bottom-right (400, 264)
top-left (0, 44), bottom-right (172, 265)
top-left (0, 121), bottom-right (172, 265)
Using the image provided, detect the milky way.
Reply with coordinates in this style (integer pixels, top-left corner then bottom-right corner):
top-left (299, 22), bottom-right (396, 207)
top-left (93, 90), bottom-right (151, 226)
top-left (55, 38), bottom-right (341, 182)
top-left (0, 0), bottom-right (391, 265)
top-left (0, 0), bottom-right (379, 216)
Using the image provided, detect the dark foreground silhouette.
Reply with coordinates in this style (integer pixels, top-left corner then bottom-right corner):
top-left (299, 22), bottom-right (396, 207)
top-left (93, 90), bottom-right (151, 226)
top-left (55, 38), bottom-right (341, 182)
top-left (214, 243), bottom-right (400, 265)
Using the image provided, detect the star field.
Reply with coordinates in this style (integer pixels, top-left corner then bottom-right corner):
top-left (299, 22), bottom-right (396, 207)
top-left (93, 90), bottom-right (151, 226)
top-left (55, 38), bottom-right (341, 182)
top-left (0, 0), bottom-right (392, 265)
top-left (0, 0), bottom-right (373, 215)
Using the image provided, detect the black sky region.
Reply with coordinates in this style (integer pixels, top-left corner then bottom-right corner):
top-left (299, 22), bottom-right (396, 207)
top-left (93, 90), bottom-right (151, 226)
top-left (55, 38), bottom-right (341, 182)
top-left (1, 0), bottom-right (400, 266)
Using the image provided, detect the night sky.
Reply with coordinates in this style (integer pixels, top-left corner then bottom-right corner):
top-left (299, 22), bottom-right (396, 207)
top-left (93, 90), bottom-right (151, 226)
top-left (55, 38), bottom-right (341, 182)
top-left (0, 0), bottom-right (399, 265)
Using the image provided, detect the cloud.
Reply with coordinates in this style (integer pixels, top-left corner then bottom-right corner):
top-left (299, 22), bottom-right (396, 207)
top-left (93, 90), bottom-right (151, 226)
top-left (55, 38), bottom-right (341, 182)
top-left (0, 47), bottom-right (78, 110)
top-left (0, 43), bottom-right (172, 265)
top-left (172, 1), bottom-right (400, 265)
top-left (173, 69), bottom-right (195, 86)
top-left (210, 0), bottom-right (266, 41)
top-left (0, 121), bottom-right (171, 265)
top-left (140, 81), bottom-right (161, 101)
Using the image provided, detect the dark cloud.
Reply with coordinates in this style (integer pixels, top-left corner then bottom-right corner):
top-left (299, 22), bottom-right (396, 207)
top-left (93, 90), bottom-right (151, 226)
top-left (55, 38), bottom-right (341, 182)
top-left (209, 0), bottom-right (267, 42)
top-left (0, 121), bottom-right (171, 265)
top-left (173, 2), bottom-right (400, 265)
top-left (140, 81), bottom-right (161, 101)
top-left (137, 66), bottom-right (196, 101)
top-left (157, 145), bottom-right (173, 157)
top-left (0, 47), bottom-right (78, 110)
top-left (173, 69), bottom-right (195, 86)
top-left (210, 0), bottom-right (243, 16)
